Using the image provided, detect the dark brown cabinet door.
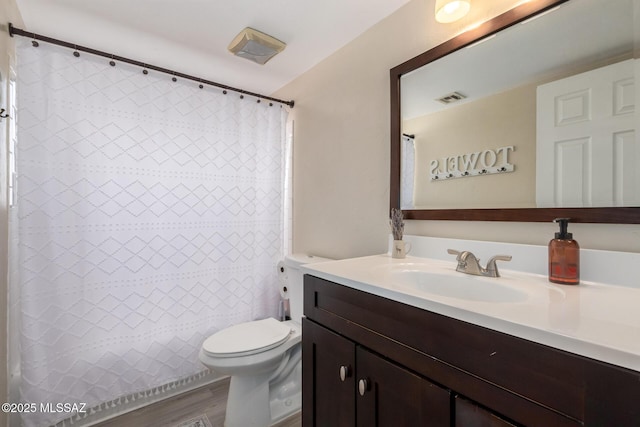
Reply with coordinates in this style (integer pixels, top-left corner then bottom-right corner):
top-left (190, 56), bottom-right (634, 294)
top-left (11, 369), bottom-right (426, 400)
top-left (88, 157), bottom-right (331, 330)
top-left (303, 318), bottom-right (356, 427)
top-left (455, 396), bottom-right (518, 427)
top-left (356, 347), bottom-right (450, 427)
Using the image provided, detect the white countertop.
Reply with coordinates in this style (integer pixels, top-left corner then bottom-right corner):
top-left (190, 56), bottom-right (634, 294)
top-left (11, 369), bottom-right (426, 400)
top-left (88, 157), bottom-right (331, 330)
top-left (302, 253), bottom-right (640, 372)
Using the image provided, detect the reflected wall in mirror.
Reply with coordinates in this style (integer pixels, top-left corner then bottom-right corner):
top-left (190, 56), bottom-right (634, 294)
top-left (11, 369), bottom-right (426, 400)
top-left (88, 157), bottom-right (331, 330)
top-left (390, 0), bottom-right (640, 223)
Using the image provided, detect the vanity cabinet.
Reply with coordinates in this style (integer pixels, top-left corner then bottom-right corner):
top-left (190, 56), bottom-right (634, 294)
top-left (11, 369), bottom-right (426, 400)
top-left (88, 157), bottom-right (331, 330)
top-left (302, 275), bottom-right (640, 426)
top-left (302, 318), bottom-right (450, 426)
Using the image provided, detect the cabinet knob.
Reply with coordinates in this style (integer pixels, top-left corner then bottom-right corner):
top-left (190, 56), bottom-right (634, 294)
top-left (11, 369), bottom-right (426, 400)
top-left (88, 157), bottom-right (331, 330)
top-left (358, 378), bottom-right (369, 396)
top-left (339, 365), bottom-right (351, 382)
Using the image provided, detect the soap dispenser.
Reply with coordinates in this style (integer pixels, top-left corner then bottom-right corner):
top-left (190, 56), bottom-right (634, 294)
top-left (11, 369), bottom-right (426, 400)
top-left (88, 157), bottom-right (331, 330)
top-left (548, 218), bottom-right (580, 285)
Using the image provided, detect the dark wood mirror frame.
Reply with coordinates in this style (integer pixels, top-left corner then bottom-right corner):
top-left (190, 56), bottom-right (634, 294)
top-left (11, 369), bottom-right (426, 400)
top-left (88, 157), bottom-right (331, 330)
top-left (390, 0), bottom-right (640, 224)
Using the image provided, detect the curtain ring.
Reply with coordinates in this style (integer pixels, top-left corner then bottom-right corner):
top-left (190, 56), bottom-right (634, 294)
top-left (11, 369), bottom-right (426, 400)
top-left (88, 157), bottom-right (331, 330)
top-left (31, 33), bottom-right (39, 47)
top-left (171, 72), bottom-right (177, 82)
top-left (73, 45), bottom-right (80, 57)
top-left (109, 54), bottom-right (116, 67)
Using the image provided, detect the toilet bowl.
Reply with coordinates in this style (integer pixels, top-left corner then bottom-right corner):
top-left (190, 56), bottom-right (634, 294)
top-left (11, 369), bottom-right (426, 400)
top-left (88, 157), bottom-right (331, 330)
top-left (199, 254), bottom-right (330, 427)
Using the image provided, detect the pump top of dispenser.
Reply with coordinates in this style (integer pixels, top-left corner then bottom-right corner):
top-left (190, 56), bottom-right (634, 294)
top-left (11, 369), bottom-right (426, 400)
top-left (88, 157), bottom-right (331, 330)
top-left (553, 218), bottom-right (573, 239)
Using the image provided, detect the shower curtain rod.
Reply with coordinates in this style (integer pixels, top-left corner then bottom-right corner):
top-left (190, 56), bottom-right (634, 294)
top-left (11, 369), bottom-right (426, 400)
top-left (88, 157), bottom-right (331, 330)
top-left (8, 23), bottom-right (295, 108)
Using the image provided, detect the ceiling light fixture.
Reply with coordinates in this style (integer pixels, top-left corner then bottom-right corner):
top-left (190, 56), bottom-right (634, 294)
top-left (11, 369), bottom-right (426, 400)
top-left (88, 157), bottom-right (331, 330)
top-left (435, 0), bottom-right (471, 23)
top-left (228, 27), bottom-right (286, 65)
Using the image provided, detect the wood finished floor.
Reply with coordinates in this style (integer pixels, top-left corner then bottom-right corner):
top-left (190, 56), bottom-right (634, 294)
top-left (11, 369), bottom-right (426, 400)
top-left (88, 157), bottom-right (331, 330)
top-left (94, 378), bottom-right (301, 427)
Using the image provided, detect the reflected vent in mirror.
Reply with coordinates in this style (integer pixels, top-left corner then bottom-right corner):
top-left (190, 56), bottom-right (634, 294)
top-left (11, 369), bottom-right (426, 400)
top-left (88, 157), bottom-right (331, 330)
top-left (436, 91), bottom-right (467, 104)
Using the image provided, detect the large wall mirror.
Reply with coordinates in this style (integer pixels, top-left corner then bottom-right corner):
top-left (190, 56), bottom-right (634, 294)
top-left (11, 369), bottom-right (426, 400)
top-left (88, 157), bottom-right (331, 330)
top-left (390, 0), bottom-right (640, 223)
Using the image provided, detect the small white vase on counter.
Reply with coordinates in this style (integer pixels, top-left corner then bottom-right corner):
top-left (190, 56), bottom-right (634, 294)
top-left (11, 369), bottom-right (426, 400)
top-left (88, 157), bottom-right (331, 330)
top-left (392, 240), bottom-right (412, 259)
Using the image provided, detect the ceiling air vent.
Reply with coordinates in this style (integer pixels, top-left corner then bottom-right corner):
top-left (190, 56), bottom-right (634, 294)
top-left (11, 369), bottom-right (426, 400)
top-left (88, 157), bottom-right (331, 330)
top-left (436, 91), bottom-right (467, 104)
top-left (228, 28), bottom-right (286, 65)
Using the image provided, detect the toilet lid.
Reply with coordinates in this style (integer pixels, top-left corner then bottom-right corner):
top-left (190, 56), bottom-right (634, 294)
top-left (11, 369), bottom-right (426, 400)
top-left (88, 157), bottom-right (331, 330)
top-left (202, 318), bottom-right (293, 358)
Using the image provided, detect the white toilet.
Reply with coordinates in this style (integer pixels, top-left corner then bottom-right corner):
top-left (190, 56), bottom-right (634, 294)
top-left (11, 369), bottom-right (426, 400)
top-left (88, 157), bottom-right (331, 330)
top-left (199, 254), bottom-right (330, 427)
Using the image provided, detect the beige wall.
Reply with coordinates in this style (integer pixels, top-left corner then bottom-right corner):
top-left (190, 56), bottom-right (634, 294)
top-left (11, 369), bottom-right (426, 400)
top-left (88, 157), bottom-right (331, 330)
top-left (404, 83), bottom-right (537, 209)
top-left (275, 0), bottom-right (640, 258)
top-left (1, 0), bottom-right (23, 422)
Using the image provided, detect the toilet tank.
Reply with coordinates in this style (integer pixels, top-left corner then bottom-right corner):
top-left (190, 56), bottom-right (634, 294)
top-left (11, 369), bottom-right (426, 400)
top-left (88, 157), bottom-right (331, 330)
top-left (281, 254), bottom-right (332, 323)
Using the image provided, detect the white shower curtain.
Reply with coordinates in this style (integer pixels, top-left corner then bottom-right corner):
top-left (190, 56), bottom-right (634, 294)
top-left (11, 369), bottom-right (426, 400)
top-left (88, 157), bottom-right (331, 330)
top-left (401, 134), bottom-right (415, 209)
top-left (12, 39), bottom-right (289, 427)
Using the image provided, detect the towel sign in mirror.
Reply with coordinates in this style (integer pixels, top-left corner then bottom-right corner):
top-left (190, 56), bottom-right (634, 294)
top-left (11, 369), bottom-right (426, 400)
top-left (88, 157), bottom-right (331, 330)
top-left (430, 145), bottom-right (515, 181)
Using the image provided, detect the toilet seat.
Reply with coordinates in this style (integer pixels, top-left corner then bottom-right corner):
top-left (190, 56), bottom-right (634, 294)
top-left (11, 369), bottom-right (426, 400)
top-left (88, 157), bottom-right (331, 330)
top-left (202, 318), bottom-right (293, 358)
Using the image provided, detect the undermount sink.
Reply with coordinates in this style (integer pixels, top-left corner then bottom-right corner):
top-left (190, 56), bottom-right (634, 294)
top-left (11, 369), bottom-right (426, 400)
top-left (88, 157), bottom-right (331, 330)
top-left (387, 268), bottom-right (529, 303)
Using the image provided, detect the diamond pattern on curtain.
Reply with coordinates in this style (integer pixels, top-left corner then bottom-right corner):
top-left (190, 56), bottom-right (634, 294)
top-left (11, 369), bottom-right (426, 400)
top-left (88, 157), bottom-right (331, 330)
top-left (13, 39), bottom-right (288, 427)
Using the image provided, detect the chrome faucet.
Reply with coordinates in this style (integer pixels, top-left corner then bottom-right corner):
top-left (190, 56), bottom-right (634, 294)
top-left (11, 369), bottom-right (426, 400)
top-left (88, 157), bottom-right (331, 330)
top-left (447, 249), bottom-right (512, 278)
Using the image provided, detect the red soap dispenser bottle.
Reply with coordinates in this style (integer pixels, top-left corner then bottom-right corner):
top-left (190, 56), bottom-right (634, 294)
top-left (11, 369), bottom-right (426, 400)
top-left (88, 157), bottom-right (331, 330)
top-left (548, 218), bottom-right (580, 285)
